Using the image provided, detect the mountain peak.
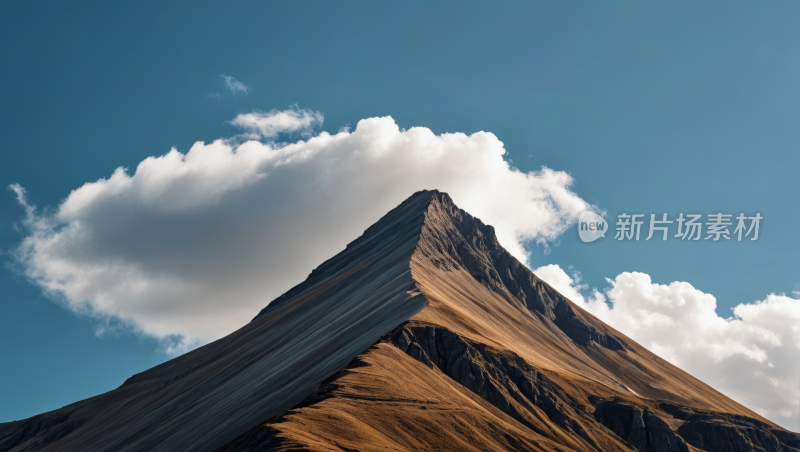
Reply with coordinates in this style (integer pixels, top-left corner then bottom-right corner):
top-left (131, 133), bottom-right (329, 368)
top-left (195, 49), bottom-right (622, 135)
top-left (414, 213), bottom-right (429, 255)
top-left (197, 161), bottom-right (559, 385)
top-left (3, 190), bottom-right (796, 452)
top-left (412, 190), bottom-right (627, 352)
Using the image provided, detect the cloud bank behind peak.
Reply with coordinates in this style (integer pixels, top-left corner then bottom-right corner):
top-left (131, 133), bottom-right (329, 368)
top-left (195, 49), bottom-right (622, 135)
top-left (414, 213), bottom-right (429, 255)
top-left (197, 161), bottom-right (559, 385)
top-left (11, 108), bottom-right (589, 353)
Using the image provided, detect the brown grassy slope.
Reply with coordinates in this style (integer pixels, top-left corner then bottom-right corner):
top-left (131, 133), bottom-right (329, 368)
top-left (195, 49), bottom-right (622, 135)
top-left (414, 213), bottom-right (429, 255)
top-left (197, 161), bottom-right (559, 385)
top-left (241, 316), bottom-right (796, 451)
top-left (217, 342), bottom-right (587, 452)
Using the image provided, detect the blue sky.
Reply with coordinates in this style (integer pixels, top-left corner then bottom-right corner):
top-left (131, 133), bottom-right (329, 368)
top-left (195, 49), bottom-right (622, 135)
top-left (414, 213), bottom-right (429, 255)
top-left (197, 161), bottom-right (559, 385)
top-left (1, 2), bottom-right (798, 428)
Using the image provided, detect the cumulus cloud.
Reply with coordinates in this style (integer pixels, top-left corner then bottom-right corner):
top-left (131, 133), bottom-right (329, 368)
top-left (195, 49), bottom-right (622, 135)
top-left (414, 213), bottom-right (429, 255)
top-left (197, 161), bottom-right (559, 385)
top-left (534, 264), bottom-right (800, 431)
top-left (221, 75), bottom-right (250, 96)
top-left (11, 108), bottom-right (589, 354)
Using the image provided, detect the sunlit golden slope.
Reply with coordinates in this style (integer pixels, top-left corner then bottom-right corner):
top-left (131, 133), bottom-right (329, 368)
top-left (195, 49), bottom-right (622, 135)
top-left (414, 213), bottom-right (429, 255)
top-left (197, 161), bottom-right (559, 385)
top-left (410, 191), bottom-right (763, 415)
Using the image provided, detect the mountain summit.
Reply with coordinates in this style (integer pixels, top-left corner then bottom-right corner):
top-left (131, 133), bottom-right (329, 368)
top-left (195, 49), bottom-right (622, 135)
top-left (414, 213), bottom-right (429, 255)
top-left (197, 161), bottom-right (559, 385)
top-left (2, 190), bottom-right (797, 452)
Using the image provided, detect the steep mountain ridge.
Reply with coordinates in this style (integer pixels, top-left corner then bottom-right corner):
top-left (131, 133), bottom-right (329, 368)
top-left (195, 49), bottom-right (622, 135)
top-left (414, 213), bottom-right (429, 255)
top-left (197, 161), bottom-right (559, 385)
top-left (0, 192), bottom-right (432, 452)
top-left (2, 190), bottom-right (796, 452)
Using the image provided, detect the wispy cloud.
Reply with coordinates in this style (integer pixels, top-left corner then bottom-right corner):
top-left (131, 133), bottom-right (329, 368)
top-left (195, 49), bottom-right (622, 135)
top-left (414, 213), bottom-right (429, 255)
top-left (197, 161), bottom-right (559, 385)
top-left (221, 75), bottom-right (250, 96)
top-left (8, 184), bottom-right (34, 219)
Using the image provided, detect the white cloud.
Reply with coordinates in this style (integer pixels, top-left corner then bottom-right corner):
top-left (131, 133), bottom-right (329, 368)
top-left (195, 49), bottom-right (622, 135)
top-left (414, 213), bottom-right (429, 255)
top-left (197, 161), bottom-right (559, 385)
top-left (229, 107), bottom-right (323, 140)
top-left (9, 183), bottom-right (34, 219)
top-left (221, 75), bottom-right (250, 96)
top-left (534, 265), bottom-right (800, 431)
top-left (532, 264), bottom-right (587, 304)
top-left (11, 108), bottom-right (589, 354)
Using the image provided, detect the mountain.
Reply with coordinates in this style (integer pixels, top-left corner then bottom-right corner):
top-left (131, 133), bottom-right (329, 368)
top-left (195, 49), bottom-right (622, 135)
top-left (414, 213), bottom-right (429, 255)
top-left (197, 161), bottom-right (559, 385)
top-left (1, 190), bottom-right (797, 452)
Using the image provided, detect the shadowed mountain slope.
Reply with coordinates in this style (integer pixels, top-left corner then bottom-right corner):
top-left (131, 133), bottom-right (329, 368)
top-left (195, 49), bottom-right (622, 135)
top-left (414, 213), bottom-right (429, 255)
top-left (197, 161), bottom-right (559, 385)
top-left (0, 193), bottom-right (431, 452)
top-left (2, 190), bottom-right (797, 452)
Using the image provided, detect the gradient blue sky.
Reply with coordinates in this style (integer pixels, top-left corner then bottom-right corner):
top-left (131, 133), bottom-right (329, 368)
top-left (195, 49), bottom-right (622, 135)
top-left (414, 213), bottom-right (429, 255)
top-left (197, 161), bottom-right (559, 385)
top-left (2, 2), bottom-right (799, 423)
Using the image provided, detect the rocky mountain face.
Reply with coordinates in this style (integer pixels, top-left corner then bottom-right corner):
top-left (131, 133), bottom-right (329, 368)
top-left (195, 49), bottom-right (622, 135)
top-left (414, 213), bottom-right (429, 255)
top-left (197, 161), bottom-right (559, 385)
top-left (1, 190), bottom-right (797, 452)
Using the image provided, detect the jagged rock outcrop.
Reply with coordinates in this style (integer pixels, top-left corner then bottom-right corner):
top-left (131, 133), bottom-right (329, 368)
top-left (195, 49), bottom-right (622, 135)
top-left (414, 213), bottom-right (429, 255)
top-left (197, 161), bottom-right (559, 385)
top-left (2, 190), bottom-right (797, 452)
top-left (659, 403), bottom-right (799, 452)
top-left (593, 399), bottom-right (689, 452)
top-left (383, 321), bottom-right (601, 449)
